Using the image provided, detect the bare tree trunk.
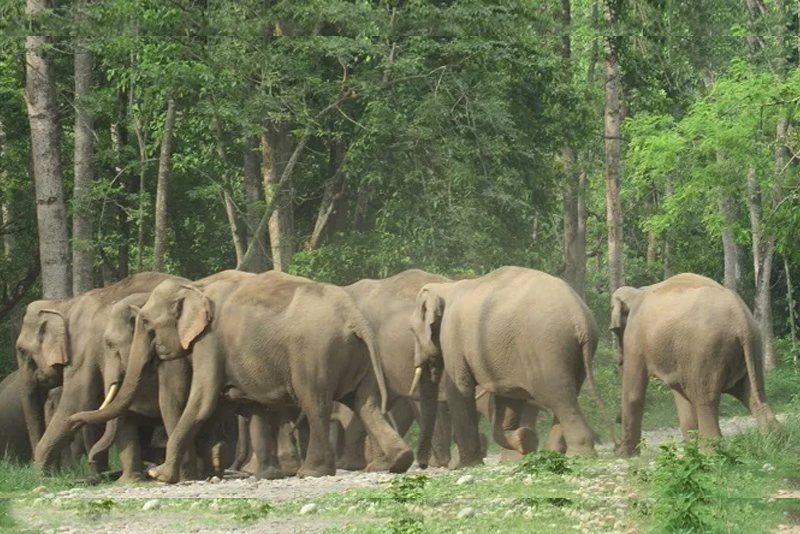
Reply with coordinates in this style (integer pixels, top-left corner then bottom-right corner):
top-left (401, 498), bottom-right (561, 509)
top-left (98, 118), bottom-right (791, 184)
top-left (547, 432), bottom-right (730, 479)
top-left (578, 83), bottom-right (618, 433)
top-left (261, 123), bottom-right (294, 272)
top-left (785, 255), bottom-right (798, 357)
top-left (214, 116), bottom-right (246, 264)
top-left (153, 98), bottom-right (176, 273)
top-left (133, 115), bottom-right (147, 272)
top-left (306, 140), bottom-right (346, 251)
top-left (113, 90), bottom-right (134, 280)
top-left (604, 20), bottom-right (624, 292)
top-left (353, 187), bottom-right (371, 232)
top-left (576, 170), bottom-right (588, 294)
top-left (719, 194), bottom-right (741, 291)
top-left (646, 231), bottom-right (657, 268)
top-left (72, 12), bottom-right (94, 295)
top-left (242, 135), bottom-right (263, 244)
top-left (26, 0), bottom-right (71, 299)
top-left (0, 122), bottom-right (13, 259)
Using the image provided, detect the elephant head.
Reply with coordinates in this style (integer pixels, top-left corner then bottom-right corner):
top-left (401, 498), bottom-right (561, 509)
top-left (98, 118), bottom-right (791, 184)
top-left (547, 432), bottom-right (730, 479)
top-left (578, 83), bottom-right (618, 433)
top-left (68, 278), bottom-right (211, 428)
top-left (408, 284), bottom-right (447, 468)
top-left (610, 286), bottom-right (644, 359)
top-left (15, 301), bottom-right (72, 449)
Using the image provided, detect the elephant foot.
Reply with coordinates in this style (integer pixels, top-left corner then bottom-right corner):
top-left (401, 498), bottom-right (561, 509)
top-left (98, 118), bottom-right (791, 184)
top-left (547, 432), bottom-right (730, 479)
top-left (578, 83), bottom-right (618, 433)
top-left (256, 466), bottom-right (285, 480)
top-left (337, 454), bottom-right (367, 471)
top-left (281, 462), bottom-right (300, 477)
top-left (513, 427), bottom-right (538, 455)
top-left (387, 448), bottom-right (414, 474)
top-left (147, 464), bottom-right (180, 484)
top-left (615, 445), bottom-right (638, 458)
top-left (454, 457), bottom-right (483, 470)
top-left (499, 449), bottom-right (523, 463)
top-left (297, 462), bottom-right (336, 478)
top-left (118, 471), bottom-right (146, 484)
top-left (428, 454), bottom-right (451, 468)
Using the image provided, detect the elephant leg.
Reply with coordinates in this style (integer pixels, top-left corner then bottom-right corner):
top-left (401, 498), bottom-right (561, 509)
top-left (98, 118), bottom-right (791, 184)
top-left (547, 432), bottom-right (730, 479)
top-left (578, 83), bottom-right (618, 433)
top-left (617, 355), bottom-right (648, 457)
top-left (277, 420), bottom-right (301, 477)
top-left (695, 397), bottom-right (722, 446)
top-left (249, 410), bottom-right (283, 480)
top-left (337, 414), bottom-right (368, 471)
top-left (231, 415), bottom-right (250, 471)
top-left (364, 399), bottom-right (416, 470)
top-left (491, 395), bottom-right (538, 456)
top-left (149, 351), bottom-right (222, 484)
top-left (158, 358), bottom-right (198, 481)
top-left (430, 402), bottom-right (452, 467)
top-left (726, 377), bottom-right (779, 432)
top-left (671, 389), bottom-right (698, 441)
top-left (543, 415), bottom-right (567, 453)
top-left (444, 373), bottom-right (483, 469)
top-left (293, 376), bottom-right (335, 478)
top-left (116, 417), bottom-right (144, 483)
top-left (351, 379), bottom-right (413, 474)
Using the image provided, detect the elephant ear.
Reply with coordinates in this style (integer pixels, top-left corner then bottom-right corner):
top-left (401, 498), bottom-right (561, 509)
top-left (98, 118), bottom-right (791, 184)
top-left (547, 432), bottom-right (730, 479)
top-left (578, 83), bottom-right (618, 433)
top-left (127, 305), bottom-right (141, 334)
top-left (37, 309), bottom-right (69, 368)
top-left (610, 287), bottom-right (639, 334)
top-left (176, 285), bottom-right (211, 350)
top-left (421, 289), bottom-right (445, 340)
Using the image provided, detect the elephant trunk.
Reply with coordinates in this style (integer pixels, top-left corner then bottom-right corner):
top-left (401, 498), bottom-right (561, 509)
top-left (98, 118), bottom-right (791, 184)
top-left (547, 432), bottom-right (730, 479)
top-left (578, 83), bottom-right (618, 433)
top-left (88, 417), bottom-right (120, 466)
top-left (19, 378), bottom-right (46, 453)
top-left (415, 365), bottom-right (439, 469)
top-left (581, 339), bottom-right (619, 447)
top-left (34, 384), bottom-right (85, 471)
top-left (350, 312), bottom-right (390, 414)
top-left (68, 315), bottom-right (151, 428)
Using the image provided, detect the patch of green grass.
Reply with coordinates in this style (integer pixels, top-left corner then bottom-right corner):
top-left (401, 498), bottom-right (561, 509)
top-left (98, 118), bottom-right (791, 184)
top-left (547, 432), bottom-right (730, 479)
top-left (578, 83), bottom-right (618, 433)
top-left (0, 460), bottom-right (90, 498)
top-left (0, 499), bottom-right (16, 531)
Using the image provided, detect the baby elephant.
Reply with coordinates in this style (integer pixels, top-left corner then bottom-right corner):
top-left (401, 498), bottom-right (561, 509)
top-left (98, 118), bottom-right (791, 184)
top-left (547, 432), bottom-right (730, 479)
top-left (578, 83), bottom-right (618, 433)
top-left (611, 273), bottom-right (778, 456)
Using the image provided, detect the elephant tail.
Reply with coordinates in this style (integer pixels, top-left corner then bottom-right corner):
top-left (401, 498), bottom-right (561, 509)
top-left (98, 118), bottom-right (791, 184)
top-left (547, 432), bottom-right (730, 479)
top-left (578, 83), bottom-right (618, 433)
top-left (740, 331), bottom-right (778, 431)
top-left (581, 338), bottom-right (619, 447)
top-left (88, 417), bottom-right (120, 466)
top-left (349, 311), bottom-right (389, 414)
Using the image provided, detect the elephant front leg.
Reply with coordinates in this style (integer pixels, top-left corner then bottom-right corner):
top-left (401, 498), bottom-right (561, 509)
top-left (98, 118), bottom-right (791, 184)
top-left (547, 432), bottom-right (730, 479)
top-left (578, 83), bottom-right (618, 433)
top-left (249, 410), bottom-right (284, 480)
top-left (116, 417), bottom-right (145, 483)
top-left (444, 374), bottom-right (483, 469)
top-left (158, 359), bottom-right (199, 481)
top-left (617, 357), bottom-right (648, 457)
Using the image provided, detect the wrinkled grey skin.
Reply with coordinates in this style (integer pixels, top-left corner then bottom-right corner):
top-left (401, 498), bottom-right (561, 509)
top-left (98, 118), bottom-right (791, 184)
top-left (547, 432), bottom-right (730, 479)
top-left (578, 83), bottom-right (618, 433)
top-left (341, 269), bottom-right (453, 470)
top-left (69, 270), bottom-right (252, 480)
top-left (611, 273), bottom-right (779, 457)
top-left (0, 371), bottom-right (32, 461)
top-left (15, 272), bottom-right (170, 472)
top-left (71, 271), bottom-right (411, 483)
top-left (411, 267), bottom-right (604, 468)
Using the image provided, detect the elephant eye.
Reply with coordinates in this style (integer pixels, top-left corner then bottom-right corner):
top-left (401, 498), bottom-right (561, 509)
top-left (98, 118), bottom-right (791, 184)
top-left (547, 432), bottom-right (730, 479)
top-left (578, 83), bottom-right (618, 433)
top-left (175, 299), bottom-right (184, 320)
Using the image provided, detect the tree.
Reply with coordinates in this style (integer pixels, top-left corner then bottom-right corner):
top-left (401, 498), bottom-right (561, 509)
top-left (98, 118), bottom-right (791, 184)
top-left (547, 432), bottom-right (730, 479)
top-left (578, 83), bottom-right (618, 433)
top-left (26, 0), bottom-right (71, 299)
top-left (604, 2), bottom-right (624, 292)
top-left (153, 97), bottom-right (176, 273)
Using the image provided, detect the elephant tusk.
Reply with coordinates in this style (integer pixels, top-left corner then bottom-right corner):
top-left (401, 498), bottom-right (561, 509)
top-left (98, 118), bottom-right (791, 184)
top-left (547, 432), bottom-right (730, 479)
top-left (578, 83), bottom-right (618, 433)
top-left (409, 366), bottom-right (423, 396)
top-left (99, 383), bottom-right (120, 411)
top-left (474, 388), bottom-right (487, 401)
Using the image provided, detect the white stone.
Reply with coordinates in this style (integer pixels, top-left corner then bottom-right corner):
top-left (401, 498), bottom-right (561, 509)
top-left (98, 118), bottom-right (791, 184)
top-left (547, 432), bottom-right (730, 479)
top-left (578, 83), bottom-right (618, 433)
top-left (142, 499), bottom-right (160, 511)
top-left (300, 503), bottom-right (318, 515)
top-left (763, 463), bottom-right (776, 472)
top-left (457, 507), bottom-right (475, 519)
top-left (456, 474), bottom-right (475, 485)
top-left (32, 486), bottom-right (47, 494)
top-left (209, 476), bottom-right (222, 483)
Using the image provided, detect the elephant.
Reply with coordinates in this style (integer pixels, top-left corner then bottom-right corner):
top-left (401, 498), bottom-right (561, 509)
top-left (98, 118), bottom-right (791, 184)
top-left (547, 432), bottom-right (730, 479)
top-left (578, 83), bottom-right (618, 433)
top-left (337, 269), bottom-right (456, 470)
top-left (0, 371), bottom-right (32, 461)
top-left (70, 270), bottom-right (252, 480)
top-left (410, 266), bottom-right (611, 468)
top-left (610, 273), bottom-right (779, 457)
top-left (15, 272), bottom-right (170, 472)
top-left (70, 270), bottom-right (412, 483)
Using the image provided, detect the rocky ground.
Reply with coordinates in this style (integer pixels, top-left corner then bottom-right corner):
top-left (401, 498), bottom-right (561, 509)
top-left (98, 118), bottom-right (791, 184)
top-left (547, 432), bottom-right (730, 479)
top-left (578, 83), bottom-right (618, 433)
top-left (8, 414), bottom-right (794, 534)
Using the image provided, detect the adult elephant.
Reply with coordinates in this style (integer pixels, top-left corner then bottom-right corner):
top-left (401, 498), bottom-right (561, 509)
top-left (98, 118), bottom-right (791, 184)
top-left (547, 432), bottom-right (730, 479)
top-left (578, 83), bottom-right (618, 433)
top-left (338, 269), bottom-right (455, 470)
top-left (610, 273), bottom-right (778, 457)
top-left (0, 371), bottom-right (32, 461)
top-left (410, 266), bottom-right (611, 468)
top-left (71, 270), bottom-right (252, 480)
top-left (16, 272), bottom-right (170, 472)
top-left (70, 271), bottom-right (412, 483)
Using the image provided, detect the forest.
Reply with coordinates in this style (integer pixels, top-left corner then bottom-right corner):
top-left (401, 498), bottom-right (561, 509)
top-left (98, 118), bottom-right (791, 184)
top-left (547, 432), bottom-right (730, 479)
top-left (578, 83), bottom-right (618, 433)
top-left (1, 0), bottom-right (799, 377)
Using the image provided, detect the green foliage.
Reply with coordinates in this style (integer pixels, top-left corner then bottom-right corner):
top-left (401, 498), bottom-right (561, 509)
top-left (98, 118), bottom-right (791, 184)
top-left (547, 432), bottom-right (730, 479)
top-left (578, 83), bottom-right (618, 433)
top-left (387, 474), bottom-right (429, 503)
top-left (386, 514), bottom-right (425, 534)
top-left (75, 498), bottom-right (116, 520)
top-left (232, 500), bottom-right (274, 524)
top-left (515, 450), bottom-right (573, 476)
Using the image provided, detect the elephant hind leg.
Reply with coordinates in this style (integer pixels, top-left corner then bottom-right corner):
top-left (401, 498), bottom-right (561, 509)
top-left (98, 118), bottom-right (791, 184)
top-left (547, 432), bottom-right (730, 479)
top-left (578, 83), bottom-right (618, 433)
top-left (444, 375), bottom-right (483, 469)
top-left (694, 397), bottom-right (722, 448)
top-left (491, 395), bottom-right (538, 456)
top-left (295, 390), bottom-right (336, 478)
top-left (250, 410), bottom-right (284, 480)
top-left (543, 415), bottom-right (566, 454)
top-left (351, 379), bottom-right (412, 474)
top-left (672, 389), bottom-right (698, 441)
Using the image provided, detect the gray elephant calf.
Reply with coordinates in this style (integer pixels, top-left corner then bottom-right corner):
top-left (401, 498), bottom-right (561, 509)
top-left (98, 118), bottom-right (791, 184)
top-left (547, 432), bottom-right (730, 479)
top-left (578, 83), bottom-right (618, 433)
top-left (611, 273), bottom-right (779, 457)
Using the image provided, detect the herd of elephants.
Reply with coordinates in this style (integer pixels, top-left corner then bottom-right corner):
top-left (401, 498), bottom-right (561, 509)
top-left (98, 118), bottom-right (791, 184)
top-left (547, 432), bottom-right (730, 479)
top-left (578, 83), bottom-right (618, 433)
top-left (0, 266), bottom-right (780, 484)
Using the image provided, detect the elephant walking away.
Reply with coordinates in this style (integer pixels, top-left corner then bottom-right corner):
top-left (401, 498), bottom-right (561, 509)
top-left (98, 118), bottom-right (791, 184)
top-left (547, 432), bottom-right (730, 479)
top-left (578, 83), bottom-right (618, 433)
top-left (71, 271), bottom-right (412, 483)
top-left (611, 273), bottom-right (779, 457)
top-left (411, 266), bottom-right (613, 467)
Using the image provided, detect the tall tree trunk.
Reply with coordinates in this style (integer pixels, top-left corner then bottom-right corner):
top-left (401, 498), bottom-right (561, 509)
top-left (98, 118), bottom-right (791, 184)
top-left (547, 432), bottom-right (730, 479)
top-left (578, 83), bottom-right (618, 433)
top-left (26, 0), bottom-right (71, 299)
top-left (785, 255), bottom-right (798, 357)
top-left (719, 193), bottom-right (741, 291)
top-left (604, 13), bottom-right (624, 292)
top-left (576, 170), bottom-right (588, 293)
top-left (261, 123), bottom-right (294, 272)
top-left (72, 12), bottom-right (94, 295)
top-left (0, 122), bottom-right (13, 259)
top-left (306, 140), bottom-right (346, 251)
top-left (153, 98), bottom-right (176, 273)
top-left (353, 187), bottom-right (371, 232)
top-left (242, 135), bottom-right (263, 245)
top-left (646, 231), bottom-right (657, 268)
top-left (113, 89), bottom-right (134, 280)
top-left (133, 115), bottom-right (147, 272)
top-left (747, 166), bottom-right (763, 281)
top-left (214, 116), bottom-right (246, 264)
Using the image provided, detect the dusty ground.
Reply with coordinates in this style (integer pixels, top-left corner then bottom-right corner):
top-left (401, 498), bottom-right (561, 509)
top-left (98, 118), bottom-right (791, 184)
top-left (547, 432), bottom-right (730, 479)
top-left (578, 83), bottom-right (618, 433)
top-left (9, 414), bottom-right (794, 534)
